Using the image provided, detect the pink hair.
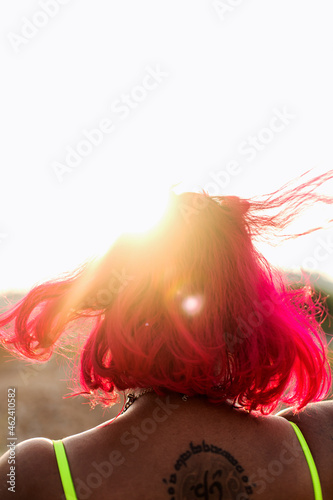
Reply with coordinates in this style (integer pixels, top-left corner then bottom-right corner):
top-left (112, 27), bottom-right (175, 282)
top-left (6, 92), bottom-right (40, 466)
top-left (1, 169), bottom-right (332, 414)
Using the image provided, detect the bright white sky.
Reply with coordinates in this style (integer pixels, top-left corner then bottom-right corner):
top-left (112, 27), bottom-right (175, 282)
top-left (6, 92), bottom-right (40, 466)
top-left (0, 0), bottom-right (332, 293)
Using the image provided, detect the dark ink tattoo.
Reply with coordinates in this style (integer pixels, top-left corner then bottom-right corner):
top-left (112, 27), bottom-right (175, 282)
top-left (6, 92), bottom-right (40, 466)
top-left (163, 440), bottom-right (255, 499)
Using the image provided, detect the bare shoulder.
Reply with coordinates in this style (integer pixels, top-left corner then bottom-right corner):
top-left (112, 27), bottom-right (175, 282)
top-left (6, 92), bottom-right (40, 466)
top-left (277, 400), bottom-right (333, 429)
top-left (0, 437), bottom-right (63, 500)
top-left (277, 400), bottom-right (333, 499)
top-left (276, 400), bottom-right (333, 446)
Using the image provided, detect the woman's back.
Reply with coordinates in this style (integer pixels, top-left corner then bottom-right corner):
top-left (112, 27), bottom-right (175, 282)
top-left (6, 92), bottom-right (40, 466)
top-left (9, 393), bottom-right (333, 500)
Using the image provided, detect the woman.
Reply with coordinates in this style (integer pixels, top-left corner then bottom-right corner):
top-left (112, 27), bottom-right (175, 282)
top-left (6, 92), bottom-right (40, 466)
top-left (0, 170), bottom-right (332, 499)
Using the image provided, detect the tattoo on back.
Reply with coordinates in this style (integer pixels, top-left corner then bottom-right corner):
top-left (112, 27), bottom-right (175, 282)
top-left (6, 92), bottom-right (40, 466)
top-left (162, 440), bottom-right (255, 499)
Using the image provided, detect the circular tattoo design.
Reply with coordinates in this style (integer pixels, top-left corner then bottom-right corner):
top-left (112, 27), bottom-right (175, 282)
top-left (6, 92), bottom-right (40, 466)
top-left (163, 440), bottom-right (255, 499)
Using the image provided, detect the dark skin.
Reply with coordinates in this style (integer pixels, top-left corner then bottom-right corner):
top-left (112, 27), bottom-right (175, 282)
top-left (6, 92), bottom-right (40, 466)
top-left (0, 392), bottom-right (332, 500)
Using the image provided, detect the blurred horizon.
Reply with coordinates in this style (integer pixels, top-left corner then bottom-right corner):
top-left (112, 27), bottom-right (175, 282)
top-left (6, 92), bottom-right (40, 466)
top-left (1, 269), bottom-right (333, 333)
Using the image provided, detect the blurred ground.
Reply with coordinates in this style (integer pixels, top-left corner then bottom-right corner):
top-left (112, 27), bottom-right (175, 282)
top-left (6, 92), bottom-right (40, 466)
top-left (0, 346), bottom-right (123, 456)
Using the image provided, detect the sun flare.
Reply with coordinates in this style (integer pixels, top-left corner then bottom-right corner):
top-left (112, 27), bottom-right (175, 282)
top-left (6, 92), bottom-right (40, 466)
top-left (88, 187), bottom-right (173, 258)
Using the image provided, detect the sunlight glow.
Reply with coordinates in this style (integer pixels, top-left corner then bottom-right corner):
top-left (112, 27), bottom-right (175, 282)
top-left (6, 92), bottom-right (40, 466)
top-left (0, 184), bottom-right (174, 293)
top-left (121, 190), bottom-right (171, 234)
top-left (90, 187), bottom-right (172, 257)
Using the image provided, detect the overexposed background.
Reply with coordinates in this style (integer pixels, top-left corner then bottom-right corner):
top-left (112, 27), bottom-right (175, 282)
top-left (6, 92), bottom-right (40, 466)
top-left (0, 0), bottom-right (332, 292)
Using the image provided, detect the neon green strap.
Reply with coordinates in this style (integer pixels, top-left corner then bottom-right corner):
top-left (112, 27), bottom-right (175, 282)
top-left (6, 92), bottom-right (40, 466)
top-left (289, 422), bottom-right (323, 500)
top-left (53, 440), bottom-right (78, 500)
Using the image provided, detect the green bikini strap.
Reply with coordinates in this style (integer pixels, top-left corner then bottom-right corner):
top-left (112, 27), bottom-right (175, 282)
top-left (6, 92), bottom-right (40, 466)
top-left (53, 440), bottom-right (78, 500)
top-left (289, 421), bottom-right (323, 500)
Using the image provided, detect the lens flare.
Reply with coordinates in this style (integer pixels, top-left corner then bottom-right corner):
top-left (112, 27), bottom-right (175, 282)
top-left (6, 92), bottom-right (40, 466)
top-left (181, 294), bottom-right (204, 316)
